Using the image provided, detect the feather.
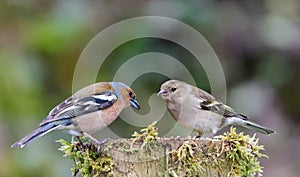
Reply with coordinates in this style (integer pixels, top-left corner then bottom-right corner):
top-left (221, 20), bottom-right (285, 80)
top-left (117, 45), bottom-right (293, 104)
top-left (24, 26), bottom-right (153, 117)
top-left (40, 90), bottom-right (118, 126)
top-left (200, 100), bottom-right (247, 119)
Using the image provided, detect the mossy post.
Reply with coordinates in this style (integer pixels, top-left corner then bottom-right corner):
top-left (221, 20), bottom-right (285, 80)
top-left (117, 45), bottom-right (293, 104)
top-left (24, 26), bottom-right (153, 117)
top-left (58, 122), bottom-right (268, 177)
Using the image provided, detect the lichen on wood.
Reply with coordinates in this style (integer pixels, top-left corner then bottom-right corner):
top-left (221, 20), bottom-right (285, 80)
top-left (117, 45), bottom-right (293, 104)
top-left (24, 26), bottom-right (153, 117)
top-left (58, 122), bottom-right (268, 177)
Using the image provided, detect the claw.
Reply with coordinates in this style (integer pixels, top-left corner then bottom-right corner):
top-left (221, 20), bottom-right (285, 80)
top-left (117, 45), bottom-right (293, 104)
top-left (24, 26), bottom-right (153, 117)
top-left (82, 133), bottom-right (110, 153)
top-left (96, 138), bottom-right (111, 154)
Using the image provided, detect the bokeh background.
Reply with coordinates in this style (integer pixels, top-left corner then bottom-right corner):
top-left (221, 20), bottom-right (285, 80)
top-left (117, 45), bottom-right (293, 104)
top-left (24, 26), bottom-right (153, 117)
top-left (1, 0), bottom-right (300, 176)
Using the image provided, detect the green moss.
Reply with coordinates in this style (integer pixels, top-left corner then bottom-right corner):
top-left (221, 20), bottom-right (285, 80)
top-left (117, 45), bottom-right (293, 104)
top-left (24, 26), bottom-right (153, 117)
top-left (57, 138), bottom-right (114, 177)
top-left (130, 121), bottom-right (159, 151)
top-left (58, 124), bottom-right (268, 177)
top-left (169, 127), bottom-right (267, 177)
top-left (215, 127), bottom-right (267, 177)
top-left (57, 122), bottom-right (160, 176)
top-left (169, 141), bottom-right (205, 176)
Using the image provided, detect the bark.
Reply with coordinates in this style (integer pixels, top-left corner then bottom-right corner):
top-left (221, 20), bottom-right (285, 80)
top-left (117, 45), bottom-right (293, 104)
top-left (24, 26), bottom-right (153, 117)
top-left (101, 138), bottom-right (229, 177)
top-left (59, 127), bottom-right (265, 177)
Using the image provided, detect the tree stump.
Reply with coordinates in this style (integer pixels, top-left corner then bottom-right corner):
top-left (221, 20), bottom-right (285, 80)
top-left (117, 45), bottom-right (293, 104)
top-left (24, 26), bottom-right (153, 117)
top-left (58, 124), bottom-right (267, 177)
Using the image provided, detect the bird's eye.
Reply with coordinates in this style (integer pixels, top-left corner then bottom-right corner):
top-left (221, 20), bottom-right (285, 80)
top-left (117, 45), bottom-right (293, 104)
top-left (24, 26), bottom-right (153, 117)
top-left (128, 91), bottom-right (133, 97)
top-left (171, 87), bottom-right (177, 92)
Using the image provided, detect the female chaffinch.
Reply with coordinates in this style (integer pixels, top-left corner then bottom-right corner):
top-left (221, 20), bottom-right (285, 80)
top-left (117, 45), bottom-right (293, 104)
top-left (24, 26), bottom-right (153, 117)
top-left (12, 82), bottom-right (140, 148)
top-left (158, 80), bottom-right (275, 137)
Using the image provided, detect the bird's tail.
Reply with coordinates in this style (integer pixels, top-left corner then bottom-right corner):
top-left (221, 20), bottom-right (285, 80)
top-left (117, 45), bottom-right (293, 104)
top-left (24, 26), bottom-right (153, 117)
top-left (11, 123), bottom-right (60, 148)
top-left (242, 120), bottom-right (275, 135)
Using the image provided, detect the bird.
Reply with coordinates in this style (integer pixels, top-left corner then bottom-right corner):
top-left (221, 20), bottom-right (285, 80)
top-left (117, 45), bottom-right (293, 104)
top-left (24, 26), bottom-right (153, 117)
top-left (158, 80), bottom-right (275, 137)
top-left (11, 82), bottom-right (140, 148)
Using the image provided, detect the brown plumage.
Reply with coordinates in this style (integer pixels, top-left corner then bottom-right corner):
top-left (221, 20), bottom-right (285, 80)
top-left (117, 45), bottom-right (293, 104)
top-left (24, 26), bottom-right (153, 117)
top-left (158, 80), bottom-right (275, 137)
top-left (12, 82), bottom-right (140, 148)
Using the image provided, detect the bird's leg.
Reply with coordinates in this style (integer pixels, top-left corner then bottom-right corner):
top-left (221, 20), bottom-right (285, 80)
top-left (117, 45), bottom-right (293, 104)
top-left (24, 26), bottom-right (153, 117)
top-left (76, 136), bottom-right (83, 145)
top-left (83, 133), bottom-right (110, 145)
top-left (76, 136), bottom-right (85, 151)
top-left (83, 133), bottom-right (110, 153)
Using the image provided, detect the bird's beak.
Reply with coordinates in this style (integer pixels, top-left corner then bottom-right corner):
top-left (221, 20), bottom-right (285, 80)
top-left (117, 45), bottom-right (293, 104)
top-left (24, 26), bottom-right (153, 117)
top-left (157, 89), bottom-right (168, 96)
top-left (130, 99), bottom-right (140, 110)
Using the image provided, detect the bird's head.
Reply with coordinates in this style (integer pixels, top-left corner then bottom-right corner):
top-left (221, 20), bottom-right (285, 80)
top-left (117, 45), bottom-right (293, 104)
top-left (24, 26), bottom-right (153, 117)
top-left (158, 80), bottom-right (188, 102)
top-left (115, 82), bottom-right (140, 110)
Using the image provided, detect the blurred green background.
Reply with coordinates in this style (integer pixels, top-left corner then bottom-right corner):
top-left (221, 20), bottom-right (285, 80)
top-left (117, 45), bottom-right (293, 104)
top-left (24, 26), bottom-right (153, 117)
top-left (1, 0), bottom-right (300, 176)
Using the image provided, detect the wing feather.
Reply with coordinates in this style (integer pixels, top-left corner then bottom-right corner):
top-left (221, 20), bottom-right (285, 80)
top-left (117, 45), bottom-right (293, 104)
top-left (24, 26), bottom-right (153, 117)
top-left (200, 100), bottom-right (247, 119)
top-left (40, 90), bottom-right (118, 126)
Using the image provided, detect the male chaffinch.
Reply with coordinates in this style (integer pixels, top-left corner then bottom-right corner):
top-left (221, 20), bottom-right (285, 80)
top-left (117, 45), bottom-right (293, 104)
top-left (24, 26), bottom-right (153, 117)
top-left (158, 80), bottom-right (275, 137)
top-left (12, 82), bottom-right (140, 148)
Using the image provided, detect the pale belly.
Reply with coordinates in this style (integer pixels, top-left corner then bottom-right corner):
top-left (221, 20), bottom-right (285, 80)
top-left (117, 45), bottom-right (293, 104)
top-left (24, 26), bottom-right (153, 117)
top-left (72, 107), bottom-right (122, 134)
top-left (169, 103), bottom-right (224, 136)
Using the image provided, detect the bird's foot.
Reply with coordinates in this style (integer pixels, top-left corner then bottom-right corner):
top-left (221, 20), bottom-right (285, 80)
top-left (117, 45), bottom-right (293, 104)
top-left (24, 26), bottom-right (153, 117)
top-left (83, 133), bottom-right (110, 154)
top-left (95, 138), bottom-right (111, 154)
